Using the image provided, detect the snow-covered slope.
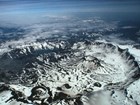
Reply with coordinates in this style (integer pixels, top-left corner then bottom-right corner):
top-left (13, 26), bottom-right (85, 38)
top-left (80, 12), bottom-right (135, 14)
top-left (0, 40), bottom-right (140, 105)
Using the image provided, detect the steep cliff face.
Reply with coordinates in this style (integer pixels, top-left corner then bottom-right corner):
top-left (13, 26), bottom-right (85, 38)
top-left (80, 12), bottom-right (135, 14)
top-left (0, 40), bottom-right (140, 105)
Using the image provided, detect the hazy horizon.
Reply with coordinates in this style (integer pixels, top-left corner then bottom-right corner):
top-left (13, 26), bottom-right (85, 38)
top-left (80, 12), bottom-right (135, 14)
top-left (0, 0), bottom-right (140, 25)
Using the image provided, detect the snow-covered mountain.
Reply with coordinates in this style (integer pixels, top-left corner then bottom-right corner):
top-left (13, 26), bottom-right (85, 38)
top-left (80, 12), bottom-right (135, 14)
top-left (0, 17), bottom-right (140, 105)
top-left (0, 39), bottom-right (140, 105)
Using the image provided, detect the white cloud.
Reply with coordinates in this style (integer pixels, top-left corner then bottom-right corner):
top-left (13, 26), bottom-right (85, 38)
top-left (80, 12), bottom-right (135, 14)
top-left (0, 16), bottom-right (135, 55)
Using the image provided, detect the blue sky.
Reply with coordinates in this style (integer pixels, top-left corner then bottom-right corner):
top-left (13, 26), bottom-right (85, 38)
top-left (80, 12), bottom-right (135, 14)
top-left (0, 0), bottom-right (140, 25)
top-left (0, 0), bottom-right (140, 13)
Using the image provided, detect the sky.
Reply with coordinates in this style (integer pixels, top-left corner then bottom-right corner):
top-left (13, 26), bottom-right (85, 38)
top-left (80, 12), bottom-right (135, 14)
top-left (0, 0), bottom-right (140, 13)
top-left (0, 0), bottom-right (140, 25)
